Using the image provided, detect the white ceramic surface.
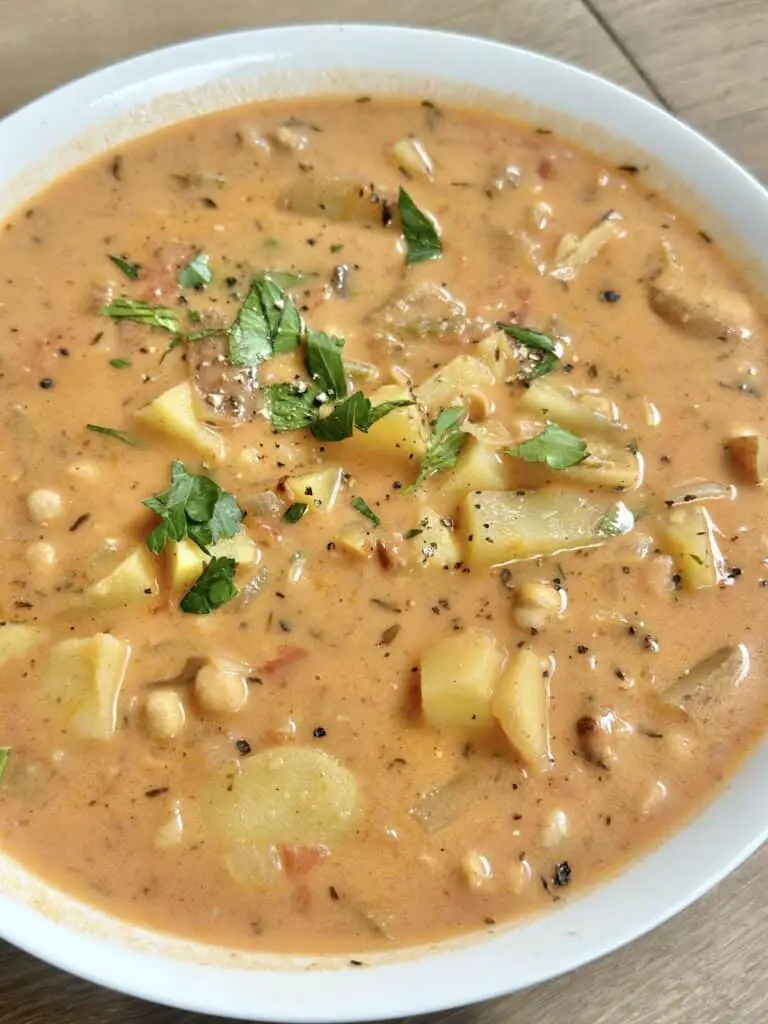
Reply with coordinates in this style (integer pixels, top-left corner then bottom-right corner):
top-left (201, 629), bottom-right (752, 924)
top-left (1, 24), bottom-right (767, 1022)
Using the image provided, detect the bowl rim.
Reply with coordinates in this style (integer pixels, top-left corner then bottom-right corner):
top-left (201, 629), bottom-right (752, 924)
top-left (1, 22), bottom-right (767, 1022)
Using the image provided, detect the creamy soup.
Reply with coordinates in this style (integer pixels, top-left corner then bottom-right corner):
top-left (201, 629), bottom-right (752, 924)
top-left (0, 96), bottom-right (766, 955)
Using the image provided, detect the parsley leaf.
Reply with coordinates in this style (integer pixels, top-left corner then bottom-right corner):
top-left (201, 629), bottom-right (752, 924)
top-left (86, 423), bottom-right (139, 446)
top-left (283, 502), bottom-right (309, 523)
top-left (403, 527), bottom-right (423, 539)
top-left (265, 382), bottom-right (321, 433)
top-left (178, 252), bottom-right (212, 288)
top-left (351, 496), bottom-right (381, 527)
top-left (310, 393), bottom-right (413, 442)
top-left (305, 328), bottom-right (348, 400)
top-left (180, 557), bottom-right (238, 614)
top-left (109, 357), bottom-right (132, 369)
top-left (228, 274), bottom-right (304, 366)
top-left (102, 297), bottom-right (180, 333)
top-left (497, 322), bottom-right (561, 379)
top-left (0, 747), bottom-right (10, 782)
top-left (108, 255), bottom-right (140, 280)
top-left (408, 406), bottom-right (467, 490)
top-left (505, 423), bottom-right (588, 470)
top-left (398, 187), bottom-right (442, 266)
top-left (595, 503), bottom-right (635, 538)
top-left (143, 460), bottom-right (242, 555)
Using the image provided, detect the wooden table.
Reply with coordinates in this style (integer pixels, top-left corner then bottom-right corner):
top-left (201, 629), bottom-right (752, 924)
top-left (1, 2), bottom-right (767, 1021)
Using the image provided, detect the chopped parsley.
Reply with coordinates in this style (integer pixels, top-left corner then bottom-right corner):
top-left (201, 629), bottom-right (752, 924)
top-left (398, 187), bottom-right (442, 266)
top-left (109, 357), bottom-right (132, 369)
top-left (403, 527), bottom-right (423, 540)
top-left (180, 557), bottom-right (238, 614)
top-left (311, 392), bottom-right (412, 443)
top-left (178, 252), bottom-right (213, 288)
top-left (283, 502), bottom-right (309, 524)
top-left (497, 322), bottom-right (561, 379)
top-left (408, 406), bottom-right (467, 490)
top-left (351, 496), bottom-right (381, 527)
top-left (108, 255), bottom-right (140, 280)
top-left (305, 329), bottom-right (348, 400)
top-left (101, 297), bottom-right (179, 333)
top-left (265, 382), bottom-right (322, 433)
top-left (86, 423), bottom-right (139, 446)
top-left (0, 747), bottom-right (10, 782)
top-left (143, 460), bottom-right (243, 555)
top-left (505, 423), bottom-right (588, 470)
top-left (228, 274), bottom-right (303, 366)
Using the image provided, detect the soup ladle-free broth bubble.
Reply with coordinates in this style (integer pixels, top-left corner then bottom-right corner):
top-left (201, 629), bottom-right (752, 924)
top-left (0, 96), bottom-right (766, 952)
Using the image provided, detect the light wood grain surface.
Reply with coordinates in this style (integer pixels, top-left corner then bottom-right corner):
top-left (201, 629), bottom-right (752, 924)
top-left (0, 2), bottom-right (766, 1022)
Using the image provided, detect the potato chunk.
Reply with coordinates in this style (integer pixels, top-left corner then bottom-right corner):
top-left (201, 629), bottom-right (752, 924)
top-left (492, 647), bottom-right (551, 769)
top-left (204, 747), bottom-right (359, 847)
top-left (658, 505), bottom-right (726, 589)
top-left (461, 489), bottom-right (630, 569)
top-left (44, 634), bottom-right (131, 740)
top-left (728, 434), bottom-right (768, 484)
top-left (0, 624), bottom-right (45, 666)
top-left (663, 645), bottom-right (749, 716)
top-left (280, 177), bottom-right (393, 224)
top-left (420, 630), bottom-right (506, 731)
top-left (520, 378), bottom-right (622, 436)
top-left (416, 355), bottom-right (496, 414)
top-left (563, 442), bottom-right (643, 490)
top-left (409, 509), bottom-right (461, 569)
top-left (438, 439), bottom-right (508, 500)
top-left (283, 467), bottom-right (344, 513)
top-left (134, 382), bottom-right (226, 464)
top-left (342, 385), bottom-right (426, 459)
top-left (84, 546), bottom-right (159, 609)
top-left (648, 264), bottom-right (754, 339)
top-left (168, 534), bottom-right (260, 591)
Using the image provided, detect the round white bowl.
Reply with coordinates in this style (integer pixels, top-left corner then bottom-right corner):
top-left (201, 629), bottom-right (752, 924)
top-left (1, 24), bottom-right (767, 1022)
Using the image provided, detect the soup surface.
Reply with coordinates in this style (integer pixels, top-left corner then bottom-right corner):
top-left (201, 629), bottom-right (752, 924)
top-left (0, 96), bottom-right (767, 955)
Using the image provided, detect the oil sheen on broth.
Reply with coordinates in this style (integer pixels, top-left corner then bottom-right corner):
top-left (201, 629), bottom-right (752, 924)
top-left (0, 97), bottom-right (766, 954)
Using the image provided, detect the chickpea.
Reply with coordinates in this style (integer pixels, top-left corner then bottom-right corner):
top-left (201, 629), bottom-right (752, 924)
top-left (26, 488), bottom-right (63, 524)
top-left (460, 850), bottom-right (494, 892)
top-left (513, 580), bottom-right (565, 632)
top-left (144, 689), bottom-right (186, 741)
top-left (26, 541), bottom-right (56, 571)
top-left (194, 658), bottom-right (249, 715)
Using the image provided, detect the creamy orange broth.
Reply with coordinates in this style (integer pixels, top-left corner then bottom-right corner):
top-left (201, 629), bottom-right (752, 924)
top-left (0, 96), bottom-right (767, 955)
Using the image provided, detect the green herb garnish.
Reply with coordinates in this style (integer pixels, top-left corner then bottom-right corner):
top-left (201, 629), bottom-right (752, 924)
top-left (143, 460), bottom-right (242, 555)
top-left (86, 424), bottom-right (140, 446)
top-left (283, 502), bottom-right (309, 524)
top-left (178, 252), bottom-right (212, 288)
top-left (595, 503), bottom-right (635, 538)
top-left (497, 322), bottom-right (561, 379)
top-left (108, 255), bottom-right (140, 280)
top-left (505, 423), bottom-right (588, 470)
top-left (264, 269), bottom-right (318, 289)
top-left (109, 357), bottom-right (132, 369)
top-left (101, 297), bottom-right (179, 333)
top-left (403, 528), bottom-right (423, 540)
top-left (228, 274), bottom-right (304, 366)
top-left (0, 747), bottom-right (10, 783)
top-left (408, 407), bottom-right (466, 490)
top-left (265, 382), bottom-right (321, 433)
top-left (351, 497), bottom-right (380, 527)
top-left (311, 393), bottom-right (413, 443)
top-left (180, 557), bottom-right (238, 614)
top-left (305, 329), bottom-right (348, 400)
top-left (398, 187), bottom-right (442, 266)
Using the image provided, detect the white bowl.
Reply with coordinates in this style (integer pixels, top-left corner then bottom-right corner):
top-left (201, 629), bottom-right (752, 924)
top-left (1, 24), bottom-right (767, 1022)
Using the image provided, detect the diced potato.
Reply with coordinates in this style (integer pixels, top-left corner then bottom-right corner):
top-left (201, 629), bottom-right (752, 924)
top-left (492, 646), bottom-right (551, 769)
top-left (283, 467), bottom-right (344, 513)
top-left (336, 521), bottom-right (375, 558)
top-left (390, 136), bottom-right (434, 179)
top-left (420, 630), bottom-right (506, 731)
top-left (134, 382), bottom-right (226, 465)
top-left (0, 624), bottom-right (45, 666)
top-left (728, 434), bottom-right (768, 484)
top-left (520, 378), bottom-right (622, 435)
top-left (280, 177), bottom-right (393, 224)
top-left (225, 843), bottom-right (284, 885)
top-left (663, 644), bottom-right (749, 716)
top-left (203, 747), bottom-right (359, 847)
top-left (461, 488), bottom-right (629, 569)
top-left (44, 633), bottom-right (131, 740)
top-left (552, 217), bottom-right (619, 279)
top-left (648, 264), bottom-right (754, 339)
top-left (415, 355), bottom-right (496, 414)
top-left (563, 442), bottom-right (643, 490)
top-left (168, 532), bottom-right (260, 591)
top-left (84, 546), bottom-right (159, 609)
top-left (410, 509), bottom-right (461, 568)
top-left (658, 505), bottom-right (726, 589)
top-left (438, 439), bottom-right (508, 500)
top-left (474, 330), bottom-right (515, 374)
top-left (342, 385), bottom-right (427, 459)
